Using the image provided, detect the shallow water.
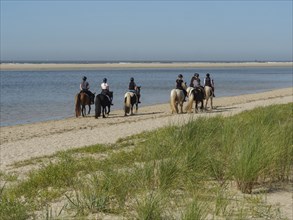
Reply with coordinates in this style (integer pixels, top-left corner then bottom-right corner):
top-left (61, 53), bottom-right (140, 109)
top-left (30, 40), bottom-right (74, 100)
top-left (0, 67), bottom-right (292, 126)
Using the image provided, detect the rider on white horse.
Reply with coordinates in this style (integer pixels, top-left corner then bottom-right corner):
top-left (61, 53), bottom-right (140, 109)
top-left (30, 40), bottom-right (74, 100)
top-left (176, 74), bottom-right (187, 101)
top-left (101, 78), bottom-right (113, 105)
top-left (204, 73), bottom-right (215, 97)
top-left (128, 77), bottom-right (141, 103)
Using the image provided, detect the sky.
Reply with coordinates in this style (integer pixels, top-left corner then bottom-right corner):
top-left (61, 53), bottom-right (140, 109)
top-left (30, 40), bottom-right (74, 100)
top-left (0, 0), bottom-right (292, 62)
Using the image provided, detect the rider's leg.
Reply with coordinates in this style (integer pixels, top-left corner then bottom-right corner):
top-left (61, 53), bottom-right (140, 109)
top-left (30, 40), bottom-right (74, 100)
top-left (183, 90), bottom-right (187, 102)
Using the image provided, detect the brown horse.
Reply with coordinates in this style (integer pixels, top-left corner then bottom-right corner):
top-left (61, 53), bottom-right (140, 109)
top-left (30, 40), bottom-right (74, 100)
top-left (75, 92), bottom-right (93, 117)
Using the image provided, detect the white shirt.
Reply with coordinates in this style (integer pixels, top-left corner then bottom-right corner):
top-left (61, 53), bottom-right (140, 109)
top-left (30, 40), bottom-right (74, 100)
top-left (101, 82), bottom-right (109, 90)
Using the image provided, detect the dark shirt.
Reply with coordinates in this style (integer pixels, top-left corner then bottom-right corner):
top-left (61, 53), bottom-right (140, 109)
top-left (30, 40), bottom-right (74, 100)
top-left (129, 81), bottom-right (136, 90)
top-left (176, 79), bottom-right (184, 90)
top-left (204, 77), bottom-right (212, 87)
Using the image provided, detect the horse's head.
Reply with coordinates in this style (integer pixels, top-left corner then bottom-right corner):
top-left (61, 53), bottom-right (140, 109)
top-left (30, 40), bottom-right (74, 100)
top-left (136, 86), bottom-right (141, 95)
top-left (181, 82), bottom-right (187, 90)
top-left (186, 87), bottom-right (194, 97)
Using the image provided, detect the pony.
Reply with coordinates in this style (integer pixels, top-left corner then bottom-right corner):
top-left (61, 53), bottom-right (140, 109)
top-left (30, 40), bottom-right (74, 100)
top-left (95, 92), bottom-right (112, 118)
top-left (185, 87), bottom-right (204, 113)
top-left (75, 92), bottom-right (93, 117)
top-left (170, 82), bottom-right (187, 114)
top-left (204, 86), bottom-right (214, 110)
top-left (124, 87), bottom-right (141, 116)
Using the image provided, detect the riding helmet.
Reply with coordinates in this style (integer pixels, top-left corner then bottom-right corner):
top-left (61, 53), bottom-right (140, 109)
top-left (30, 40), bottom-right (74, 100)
top-left (103, 78), bottom-right (107, 83)
top-left (82, 76), bottom-right (87, 81)
top-left (130, 77), bottom-right (134, 81)
top-left (206, 73), bottom-right (210, 77)
top-left (194, 73), bottom-right (199, 77)
top-left (178, 74), bottom-right (183, 78)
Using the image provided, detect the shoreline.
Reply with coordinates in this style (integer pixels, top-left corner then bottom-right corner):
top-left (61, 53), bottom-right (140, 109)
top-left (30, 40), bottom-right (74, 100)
top-left (1, 61), bottom-right (292, 71)
top-left (1, 87), bottom-right (292, 170)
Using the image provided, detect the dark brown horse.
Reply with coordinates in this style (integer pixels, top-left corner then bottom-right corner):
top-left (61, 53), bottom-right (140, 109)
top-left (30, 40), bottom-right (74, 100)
top-left (75, 92), bottom-right (93, 117)
top-left (95, 92), bottom-right (112, 118)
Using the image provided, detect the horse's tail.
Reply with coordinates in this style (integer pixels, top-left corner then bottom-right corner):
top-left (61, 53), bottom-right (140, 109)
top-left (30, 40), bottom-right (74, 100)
top-left (185, 91), bottom-right (194, 113)
top-left (95, 94), bottom-right (102, 118)
top-left (124, 93), bottom-right (131, 114)
top-left (75, 93), bottom-right (81, 117)
top-left (170, 89), bottom-right (177, 113)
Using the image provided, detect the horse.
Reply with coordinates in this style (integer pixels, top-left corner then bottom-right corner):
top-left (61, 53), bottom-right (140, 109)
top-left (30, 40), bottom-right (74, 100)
top-left (124, 87), bottom-right (141, 116)
top-left (204, 86), bottom-right (214, 110)
top-left (185, 87), bottom-right (204, 113)
top-left (75, 92), bottom-right (93, 117)
top-left (170, 82), bottom-right (187, 114)
top-left (95, 92), bottom-right (112, 118)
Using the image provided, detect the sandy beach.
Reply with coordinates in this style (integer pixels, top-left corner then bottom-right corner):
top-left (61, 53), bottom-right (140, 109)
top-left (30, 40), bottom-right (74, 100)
top-left (1, 61), bottom-right (292, 71)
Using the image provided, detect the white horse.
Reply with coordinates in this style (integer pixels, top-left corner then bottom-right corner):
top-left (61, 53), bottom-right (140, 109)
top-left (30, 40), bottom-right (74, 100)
top-left (170, 83), bottom-right (187, 114)
top-left (204, 86), bottom-right (214, 110)
top-left (185, 87), bottom-right (204, 113)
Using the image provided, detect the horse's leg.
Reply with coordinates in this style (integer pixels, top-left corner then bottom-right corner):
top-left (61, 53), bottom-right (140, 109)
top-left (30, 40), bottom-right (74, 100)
top-left (175, 103), bottom-right (179, 113)
top-left (199, 100), bottom-right (203, 112)
top-left (102, 107), bottom-right (105, 118)
top-left (205, 98), bottom-right (208, 110)
top-left (88, 105), bottom-right (91, 115)
top-left (81, 105), bottom-right (85, 117)
top-left (210, 98), bottom-right (213, 110)
top-left (135, 103), bottom-right (138, 113)
top-left (180, 103), bottom-right (183, 113)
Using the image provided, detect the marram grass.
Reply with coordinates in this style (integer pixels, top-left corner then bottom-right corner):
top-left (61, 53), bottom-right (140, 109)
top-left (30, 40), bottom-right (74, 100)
top-left (0, 103), bottom-right (292, 219)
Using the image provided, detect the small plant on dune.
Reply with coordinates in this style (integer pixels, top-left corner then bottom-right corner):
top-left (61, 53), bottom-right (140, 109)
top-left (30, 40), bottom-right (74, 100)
top-left (135, 192), bottom-right (164, 220)
top-left (0, 184), bottom-right (30, 220)
top-left (182, 198), bottom-right (208, 220)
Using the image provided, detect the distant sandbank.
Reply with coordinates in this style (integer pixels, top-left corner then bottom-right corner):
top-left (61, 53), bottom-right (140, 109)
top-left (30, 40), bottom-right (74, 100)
top-left (1, 62), bottom-right (292, 71)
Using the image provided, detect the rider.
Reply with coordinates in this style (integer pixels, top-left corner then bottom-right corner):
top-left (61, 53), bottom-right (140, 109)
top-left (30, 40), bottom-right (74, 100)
top-left (176, 74), bottom-right (187, 101)
top-left (128, 77), bottom-right (141, 103)
top-left (191, 73), bottom-right (205, 97)
top-left (204, 73), bottom-right (215, 97)
top-left (101, 78), bottom-right (113, 105)
top-left (80, 76), bottom-right (95, 104)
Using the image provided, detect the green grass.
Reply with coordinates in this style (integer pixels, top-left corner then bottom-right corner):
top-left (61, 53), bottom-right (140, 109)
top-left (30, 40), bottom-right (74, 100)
top-left (1, 103), bottom-right (292, 219)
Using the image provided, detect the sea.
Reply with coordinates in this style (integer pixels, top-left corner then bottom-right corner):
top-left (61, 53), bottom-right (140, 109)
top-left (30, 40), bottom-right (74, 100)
top-left (0, 62), bottom-right (292, 127)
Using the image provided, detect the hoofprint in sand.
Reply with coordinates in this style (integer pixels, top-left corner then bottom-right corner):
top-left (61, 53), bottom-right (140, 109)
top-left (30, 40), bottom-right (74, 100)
top-left (1, 87), bottom-right (292, 218)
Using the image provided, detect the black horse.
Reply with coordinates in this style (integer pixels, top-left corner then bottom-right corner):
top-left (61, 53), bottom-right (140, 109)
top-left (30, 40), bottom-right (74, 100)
top-left (95, 92), bottom-right (112, 118)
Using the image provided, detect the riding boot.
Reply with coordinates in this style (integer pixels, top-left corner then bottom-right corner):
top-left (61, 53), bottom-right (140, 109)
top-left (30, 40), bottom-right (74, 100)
top-left (110, 99), bottom-right (114, 105)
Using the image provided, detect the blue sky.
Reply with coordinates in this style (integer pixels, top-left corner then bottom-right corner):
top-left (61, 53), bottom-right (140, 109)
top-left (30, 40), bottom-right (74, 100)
top-left (1, 1), bottom-right (292, 61)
